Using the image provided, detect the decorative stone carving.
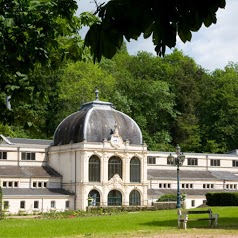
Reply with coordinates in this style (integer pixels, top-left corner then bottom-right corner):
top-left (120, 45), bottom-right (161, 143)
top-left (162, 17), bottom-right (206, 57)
top-left (110, 122), bottom-right (123, 148)
top-left (108, 174), bottom-right (123, 189)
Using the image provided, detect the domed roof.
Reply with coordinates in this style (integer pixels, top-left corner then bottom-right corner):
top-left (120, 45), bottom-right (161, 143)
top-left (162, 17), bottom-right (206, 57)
top-left (53, 96), bottom-right (143, 146)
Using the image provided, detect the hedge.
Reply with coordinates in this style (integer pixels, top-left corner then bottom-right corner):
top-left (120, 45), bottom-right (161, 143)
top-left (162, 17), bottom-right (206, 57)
top-left (206, 192), bottom-right (238, 206)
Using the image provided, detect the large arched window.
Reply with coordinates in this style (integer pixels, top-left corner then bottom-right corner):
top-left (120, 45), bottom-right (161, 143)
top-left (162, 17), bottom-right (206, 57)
top-left (129, 190), bottom-right (141, 206)
top-left (89, 155), bottom-right (100, 182)
top-left (108, 156), bottom-right (122, 180)
top-left (88, 190), bottom-right (100, 206)
top-left (130, 157), bottom-right (141, 182)
top-left (108, 190), bottom-right (122, 206)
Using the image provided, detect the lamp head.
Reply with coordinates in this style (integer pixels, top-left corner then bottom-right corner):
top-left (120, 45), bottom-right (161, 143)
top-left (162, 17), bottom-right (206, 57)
top-left (167, 153), bottom-right (175, 165)
top-left (176, 144), bottom-right (181, 154)
top-left (179, 153), bottom-right (186, 166)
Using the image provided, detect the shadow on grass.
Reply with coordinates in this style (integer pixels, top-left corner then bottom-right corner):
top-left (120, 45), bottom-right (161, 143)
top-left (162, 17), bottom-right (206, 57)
top-left (140, 217), bottom-right (238, 230)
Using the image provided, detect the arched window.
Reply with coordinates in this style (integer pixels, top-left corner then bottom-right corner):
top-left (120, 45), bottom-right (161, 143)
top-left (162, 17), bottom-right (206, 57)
top-left (108, 190), bottom-right (122, 206)
top-left (130, 157), bottom-right (141, 182)
top-left (108, 156), bottom-right (122, 180)
top-left (89, 155), bottom-right (100, 182)
top-left (129, 190), bottom-right (141, 206)
top-left (88, 190), bottom-right (100, 206)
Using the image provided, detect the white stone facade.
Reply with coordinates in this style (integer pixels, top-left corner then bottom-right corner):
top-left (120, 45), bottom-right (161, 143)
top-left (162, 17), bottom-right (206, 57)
top-left (1, 134), bottom-right (238, 213)
top-left (48, 131), bottom-right (148, 211)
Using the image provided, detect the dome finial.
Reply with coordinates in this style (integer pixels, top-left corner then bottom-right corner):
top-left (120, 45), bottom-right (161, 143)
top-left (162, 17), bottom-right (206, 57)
top-left (95, 89), bottom-right (99, 101)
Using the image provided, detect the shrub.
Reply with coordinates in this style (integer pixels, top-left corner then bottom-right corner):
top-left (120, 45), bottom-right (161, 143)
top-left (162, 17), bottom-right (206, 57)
top-left (157, 194), bottom-right (177, 202)
top-left (206, 192), bottom-right (238, 206)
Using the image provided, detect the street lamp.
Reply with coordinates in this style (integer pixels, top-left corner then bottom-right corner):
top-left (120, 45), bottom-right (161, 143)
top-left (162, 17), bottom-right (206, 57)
top-left (167, 145), bottom-right (186, 208)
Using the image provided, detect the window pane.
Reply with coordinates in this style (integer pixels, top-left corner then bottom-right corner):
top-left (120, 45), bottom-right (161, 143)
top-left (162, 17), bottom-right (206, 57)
top-left (147, 156), bottom-right (156, 164)
top-left (108, 190), bottom-right (122, 206)
top-left (108, 156), bottom-right (122, 180)
top-left (129, 190), bottom-right (141, 206)
top-left (89, 156), bottom-right (100, 182)
top-left (34, 201), bottom-right (39, 209)
top-left (0, 151), bottom-right (7, 160)
top-left (88, 190), bottom-right (100, 206)
top-left (51, 201), bottom-right (55, 208)
top-left (21, 152), bottom-right (36, 160)
top-left (4, 201), bottom-right (9, 210)
top-left (130, 157), bottom-right (140, 182)
top-left (20, 201), bottom-right (25, 209)
top-left (65, 201), bottom-right (70, 208)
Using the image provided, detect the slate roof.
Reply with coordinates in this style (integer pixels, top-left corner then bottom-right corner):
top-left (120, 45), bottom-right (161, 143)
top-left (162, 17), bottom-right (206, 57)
top-left (147, 169), bottom-right (220, 181)
top-left (0, 166), bottom-right (62, 178)
top-left (2, 188), bottom-right (74, 196)
top-left (210, 171), bottom-right (238, 181)
top-left (6, 137), bottom-right (52, 145)
top-left (53, 100), bottom-right (143, 146)
top-left (148, 169), bottom-right (238, 181)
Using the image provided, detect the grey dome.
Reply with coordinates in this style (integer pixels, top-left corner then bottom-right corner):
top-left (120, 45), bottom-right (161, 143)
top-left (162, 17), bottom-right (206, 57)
top-left (53, 100), bottom-right (143, 146)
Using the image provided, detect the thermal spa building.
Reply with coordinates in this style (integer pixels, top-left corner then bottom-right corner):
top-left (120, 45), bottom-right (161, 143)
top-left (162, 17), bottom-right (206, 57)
top-left (1, 97), bottom-right (238, 214)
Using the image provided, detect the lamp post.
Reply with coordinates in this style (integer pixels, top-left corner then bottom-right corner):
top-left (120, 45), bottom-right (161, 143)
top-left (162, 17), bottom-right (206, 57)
top-left (167, 145), bottom-right (185, 208)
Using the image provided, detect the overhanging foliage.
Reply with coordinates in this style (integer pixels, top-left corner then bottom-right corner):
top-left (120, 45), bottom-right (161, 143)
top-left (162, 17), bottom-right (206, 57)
top-left (85, 0), bottom-right (226, 62)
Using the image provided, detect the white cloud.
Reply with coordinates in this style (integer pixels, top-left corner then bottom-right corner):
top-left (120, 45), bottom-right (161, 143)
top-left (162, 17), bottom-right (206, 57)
top-left (174, 0), bottom-right (238, 71)
top-left (77, 0), bottom-right (238, 71)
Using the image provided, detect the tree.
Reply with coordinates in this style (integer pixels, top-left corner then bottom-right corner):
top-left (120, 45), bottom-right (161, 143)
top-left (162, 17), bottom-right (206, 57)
top-left (0, 1), bottom-right (97, 132)
top-left (198, 63), bottom-right (238, 152)
top-left (100, 51), bottom-right (176, 150)
top-left (55, 60), bottom-right (116, 125)
top-left (85, 0), bottom-right (226, 62)
top-left (0, 0), bottom-right (78, 77)
top-left (162, 50), bottom-right (205, 152)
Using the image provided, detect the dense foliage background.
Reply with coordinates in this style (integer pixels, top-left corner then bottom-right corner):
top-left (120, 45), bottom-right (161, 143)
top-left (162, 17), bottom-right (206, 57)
top-left (1, 45), bottom-right (238, 153)
top-left (2, 0), bottom-right (237, 154)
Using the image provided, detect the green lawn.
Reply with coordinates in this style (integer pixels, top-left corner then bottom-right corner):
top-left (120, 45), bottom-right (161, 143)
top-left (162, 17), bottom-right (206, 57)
top-left (0, 207), bottom-right (238, 238)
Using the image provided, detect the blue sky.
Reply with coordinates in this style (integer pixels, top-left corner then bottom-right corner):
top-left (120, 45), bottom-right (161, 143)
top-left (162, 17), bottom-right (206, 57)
top-left (77, 0), bottom-right (238, 72)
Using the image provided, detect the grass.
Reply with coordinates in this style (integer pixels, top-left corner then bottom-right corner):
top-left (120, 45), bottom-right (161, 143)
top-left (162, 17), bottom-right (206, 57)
top-left (0, 207), bottom-right (238, 238)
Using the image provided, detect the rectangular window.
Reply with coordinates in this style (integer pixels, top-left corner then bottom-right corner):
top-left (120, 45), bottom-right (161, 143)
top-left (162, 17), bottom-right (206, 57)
top-left (8, 181), bottom-right (13, 187)
top-left (4, 201), bottom-right (9, 210)
top-left (168, 184), bottom-right (171, 189)
top-left (38, 182), bottom-right (42, 188)
top-left (182, 184), bottom-right (185, 189)
top-left (187, 158), bottom-right (198, 166)
top-left (65, 201), bottom-right (70, 209)
top-left (159, 183), bottom-right (162, 188)
top-left (147, 156), bottom-right (156, 164)
top-left (0, 151), bottom-right (7, 159)
top-left (203, 184), bottom-right (206, 189)
top-left (34, 201), bottom-right (39, 209)
top-left (44, 182), bottom-right (47, 188)
top-left (191, 200), bottom-right (195, 207)
top-left (232, 160), bottom-right (238, 167)
top-left (2, 181), bottom-right (7, 187)
top-left (14, 181), bottom-right (18, 187)
top-left (33, 182), bottom-right (37, 188)
top-left (21, 152), bottom-right (35, 160)
top-left (210, 159), bottom-right (220, 166)
top-left (51, 201), bottom-right (55, 208)
top-left (20, 201), bottom-right (25, 209)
